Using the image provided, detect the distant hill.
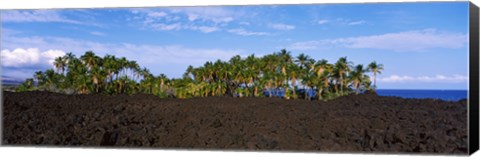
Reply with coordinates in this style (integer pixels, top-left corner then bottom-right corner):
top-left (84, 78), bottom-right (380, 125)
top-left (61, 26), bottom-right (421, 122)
top-left (1, 76), bottom-right (24, 85)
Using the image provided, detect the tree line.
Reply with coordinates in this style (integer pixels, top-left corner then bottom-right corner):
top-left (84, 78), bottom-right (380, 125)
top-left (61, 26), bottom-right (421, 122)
top-left (16, 49), bottom-right (384, 100)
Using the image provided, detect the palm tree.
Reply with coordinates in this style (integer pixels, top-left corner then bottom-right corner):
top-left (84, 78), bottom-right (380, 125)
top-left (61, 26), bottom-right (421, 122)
top-left (367, 61), bottom-right (384, 90)
top-left (118, 57), bottom-right (129, 78)
top-left (34, 71), bottom-right (46, 87)
top-left (80, 51), bottom-right (99, 69)
top-left (287, 63), bottom-right (300, 99)
top-left (44, 69), bottom-right (58, 91)
top-left (314, 59), bottom-right (330, 99)
top-left (64, 52), bottom-right (76, 66)
top-left (91, 67), bottom-right (103, 93)
top-left (61, 52), bottom-right (76, 83)
top-left (262, 71), bottom-right (275, 97)
top-left (158, 73), bottom-right (168, 92)
top-left (65, 57), bottom-right (82, 87)
top-left (245, 54), bottom-right (261, 94)
top-left (140, 67), bottom-right (153, 93)
top-left (320, 63), bottom-right (333, 99)
top-left (213, 80), bottom-right (227, 96)
top-left (314, 59), bottom-right (329, 77)
top-left (17, 78), bottom-right (35, 92)
top-left (278, 49), bottom-right (293, 74)
top-left (274, 72), bottom-right (285, 97)
top-left (25, 78), bottom-right (34, 89)
top-left (128, 60), bottom-right (140, 81)
top-left (76, 74), bottom-right (90, 94)
top-left (295, 53), bottom-right (313, 70)
top-left (185, 65), bottom-right (195, 79)
top-left (277, 49), bottom-right (293, 97)
top-left (102, 54), bottom-right (116, 82)
top-left (53, 56), bottom-right (67, 75)
top-left (360, 74), bottom-right (372, 92)
top-left (350, 64), bottom-right (366, 94)
top-left (301, 73), bottom-right (315, 100)
top-left (334, 57), bottom-right (352, 95)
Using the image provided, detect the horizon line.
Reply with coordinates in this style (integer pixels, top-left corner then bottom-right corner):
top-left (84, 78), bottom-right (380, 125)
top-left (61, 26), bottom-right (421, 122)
top-left (376, 88), bottom-right (468, 91)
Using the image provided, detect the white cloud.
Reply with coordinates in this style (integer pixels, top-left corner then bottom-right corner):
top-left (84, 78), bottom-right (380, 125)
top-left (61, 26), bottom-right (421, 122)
top-left (288, 29), bottom-right (468, 52)
top-left (378, 74), bottom-right (468, 83)
top-left (189, 26), bottom-right (219, 33)
top-left (42, 49), bottom-right (67, 66)
top-left (130, 7), bottom-right (235, 33)
top-left (347, 20), bottom-right (366, 25)
top-left (2, 35), bottom-right (112, 53)
top-left (150, 23), bottom-right (183, 31)
top-left (0, 10), bottom-right (102, 27)
top-left (1, 48), bottom-right (65, 68)
top-left (117, 44), bottom-right (241, 65)
top-left (1, 48), bottom-right (39, 68)
top-left (1, 33), bottom-right (244, 78)
top-left (170, 7), bottom-right (236, 24)
top-left (334, 18), bottom-right (367, 26)
top-left (147, 23), bottom-right (219, 33)
top-left (317, 20), bottom-right (329, 25)
top-left (269, 23), bottom-right (295, 30)
top-left (90, 31), bottom-right (106, 36)
top-left (227, 28), bottom-right (269, 36)
top-left (1, 10), bottom-right (80, 24)
top-left (343, 29), bottom-right (467, 51)
top-left (378, 75), bottom-right (414, 82)
top-left (147, 11), bottom-right (168, 18)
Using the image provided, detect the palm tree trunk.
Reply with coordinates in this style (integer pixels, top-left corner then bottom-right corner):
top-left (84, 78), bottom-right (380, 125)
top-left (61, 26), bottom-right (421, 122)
top-left (268, 84), bottom-right (273, 98)
top-left (355, 81), bottom-right (360, 94)
top-left (318, 88), bottom-right (323, 100)
top-left (340, 74), bottom-right (343, 94)
top-left (95, 83), bottom-right (99, 93)
top-left (306, 86), bottom-right (310, 100)
top-left (160, 81), bottom-right (164, 92)
top-left (244, 81), bottom-right (249, 96)
top-left (292, 87), bottom-right (296, 99)
top-left (292, 79), bottom-right (296, 99)
top-left (248, 80), bottom-right (253, 97)
top-left (304, 85), bottom-right (308, 100)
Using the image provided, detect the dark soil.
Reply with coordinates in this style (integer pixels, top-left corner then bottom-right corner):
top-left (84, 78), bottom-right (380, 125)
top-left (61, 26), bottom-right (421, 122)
top-left (2, 91), bottom-right (468, 154)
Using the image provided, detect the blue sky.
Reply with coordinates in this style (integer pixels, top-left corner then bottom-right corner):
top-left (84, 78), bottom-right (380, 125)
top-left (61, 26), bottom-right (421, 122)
top-left (0, 2), bottom-right (470, 89)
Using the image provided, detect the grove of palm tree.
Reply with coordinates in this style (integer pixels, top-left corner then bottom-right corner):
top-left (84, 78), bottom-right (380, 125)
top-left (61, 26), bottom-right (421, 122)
top-left (17, 49), bottom-right (383, 101)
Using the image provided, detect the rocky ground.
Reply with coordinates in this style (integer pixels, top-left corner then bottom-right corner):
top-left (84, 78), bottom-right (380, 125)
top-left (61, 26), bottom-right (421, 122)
top-left (2, 91), bottom-right (468, 154)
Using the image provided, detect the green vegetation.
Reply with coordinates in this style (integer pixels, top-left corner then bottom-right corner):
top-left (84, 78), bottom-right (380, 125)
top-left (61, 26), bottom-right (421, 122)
top-left (15, 49), bottom-right (383, 100)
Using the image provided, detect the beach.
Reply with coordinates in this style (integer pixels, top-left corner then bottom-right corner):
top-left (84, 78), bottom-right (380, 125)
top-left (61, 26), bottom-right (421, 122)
top-left (2, 91), bottom-right (468, 154)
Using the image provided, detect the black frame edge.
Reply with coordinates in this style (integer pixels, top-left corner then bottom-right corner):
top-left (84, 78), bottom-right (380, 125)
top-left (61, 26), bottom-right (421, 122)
top-left (469, 1), bottom-right (480, 155)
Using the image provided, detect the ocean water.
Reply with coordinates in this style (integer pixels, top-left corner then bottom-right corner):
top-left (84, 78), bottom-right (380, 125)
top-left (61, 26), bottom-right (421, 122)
top-left (376, 89), bottom-right (468, 101)
top-left (262, 89), bottom-right (468, 102)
